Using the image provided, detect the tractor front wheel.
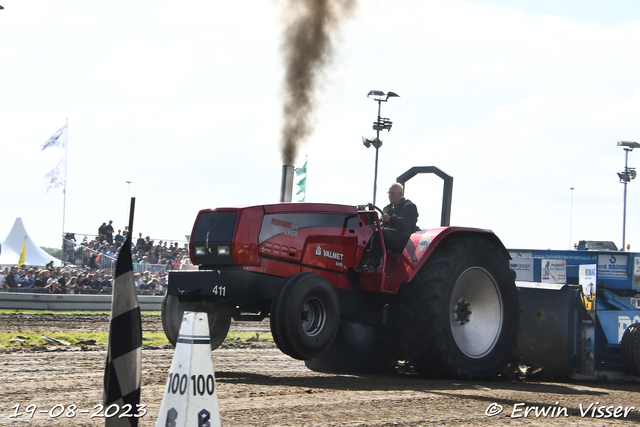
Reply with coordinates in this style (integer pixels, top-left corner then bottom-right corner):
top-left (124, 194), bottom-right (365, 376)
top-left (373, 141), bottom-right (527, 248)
top-left (270, 272), bottom-right (340, 360)
top-left (397, 235), bottom-right (519, 379)
top-left (161, 293), bottom-right (231, 350)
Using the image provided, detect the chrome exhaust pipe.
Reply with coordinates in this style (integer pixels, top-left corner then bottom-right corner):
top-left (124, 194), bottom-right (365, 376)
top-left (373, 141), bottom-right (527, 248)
top-left (280, 165), bottom-right (294, 202)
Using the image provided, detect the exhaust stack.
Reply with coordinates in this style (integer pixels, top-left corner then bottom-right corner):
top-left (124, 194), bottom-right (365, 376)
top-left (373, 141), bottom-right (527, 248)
top-left (280, 165), bottom-right (294, 202)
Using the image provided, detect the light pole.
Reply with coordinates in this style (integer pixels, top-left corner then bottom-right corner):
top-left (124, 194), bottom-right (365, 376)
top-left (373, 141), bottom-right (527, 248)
top-left (362, 90), bottom-right (399, 206)
top-left (617, 141), bottom-right (640, 250)
top-left (569, 187), bottom-right (574, 249)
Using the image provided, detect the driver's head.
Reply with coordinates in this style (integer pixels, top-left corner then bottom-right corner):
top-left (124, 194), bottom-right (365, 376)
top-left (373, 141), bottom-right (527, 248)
top-left (388, 183), bottom-right (403, 205)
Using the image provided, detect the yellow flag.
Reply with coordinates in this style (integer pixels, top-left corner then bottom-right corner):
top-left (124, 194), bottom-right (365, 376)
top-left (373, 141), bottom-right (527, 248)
top-left (17, 237), bottom-right (26, 266)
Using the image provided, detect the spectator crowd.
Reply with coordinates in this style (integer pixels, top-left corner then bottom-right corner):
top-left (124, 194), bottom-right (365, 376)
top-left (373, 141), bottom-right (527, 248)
top-left (1, 219), bottom-right (194, 296)
top-left (64, 220), bottom-right (193, 273)
top-left (0, 264), bottom-right (170, 296)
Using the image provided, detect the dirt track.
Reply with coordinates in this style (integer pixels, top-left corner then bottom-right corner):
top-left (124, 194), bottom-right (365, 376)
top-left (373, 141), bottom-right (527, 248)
top-left (1, 313), bottom-right (640, 426)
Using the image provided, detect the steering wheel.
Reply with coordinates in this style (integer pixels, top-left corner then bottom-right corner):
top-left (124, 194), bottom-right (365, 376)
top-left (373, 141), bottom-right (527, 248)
top-left (357, 203), bottom-right (383, 216)
top-left (368, 204), bottom-right (383, 215)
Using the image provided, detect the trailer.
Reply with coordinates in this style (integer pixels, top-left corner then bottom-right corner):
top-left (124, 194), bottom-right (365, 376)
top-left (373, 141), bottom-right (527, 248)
top-left (510, 242), bottom-right (640, 380)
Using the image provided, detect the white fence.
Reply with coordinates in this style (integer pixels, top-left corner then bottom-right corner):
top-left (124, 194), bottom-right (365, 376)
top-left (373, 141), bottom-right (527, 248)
top-left (0, 292), bottom-right (163, 311)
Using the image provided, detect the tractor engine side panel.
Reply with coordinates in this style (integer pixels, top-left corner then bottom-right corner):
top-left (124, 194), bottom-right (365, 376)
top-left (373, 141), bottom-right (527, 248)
top-left (258, 213), bottom-right (361, 274)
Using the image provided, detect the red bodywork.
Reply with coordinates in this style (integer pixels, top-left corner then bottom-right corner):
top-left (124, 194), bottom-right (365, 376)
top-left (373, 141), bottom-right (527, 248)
top-left (189, 202), bottom-right (499, 294)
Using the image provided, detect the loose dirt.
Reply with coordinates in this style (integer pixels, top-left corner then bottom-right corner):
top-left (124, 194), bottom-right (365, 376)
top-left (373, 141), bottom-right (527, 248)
top-left (1, 313), bottom-right (640, 426)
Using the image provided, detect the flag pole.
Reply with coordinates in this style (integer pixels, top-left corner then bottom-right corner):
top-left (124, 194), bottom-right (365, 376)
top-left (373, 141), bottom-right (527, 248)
top-left (127, 197), bottom-right (135, 240)
top-left (103, 195), bottom-right (141, 425)
top-left (61, 118), bottom-right (68, 265)
top-left (305, 155), bottom-right (308, 201)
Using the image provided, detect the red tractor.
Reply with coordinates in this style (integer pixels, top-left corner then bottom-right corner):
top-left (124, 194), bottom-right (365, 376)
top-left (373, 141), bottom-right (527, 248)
top-left (163, 167), bottom-right (519, 379)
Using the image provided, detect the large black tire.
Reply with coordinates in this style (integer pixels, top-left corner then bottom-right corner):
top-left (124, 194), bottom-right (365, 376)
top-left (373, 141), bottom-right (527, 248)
top-left (622, 323), bottom-right (640, 376)
top-left (161, 293), bottom-right (231, 350)
top-left (305, 322), bottom-right (396, 374)
top-left (270, 272), bottom-right (340, 360)
top-left (397, 235), bottom-right (519, 380)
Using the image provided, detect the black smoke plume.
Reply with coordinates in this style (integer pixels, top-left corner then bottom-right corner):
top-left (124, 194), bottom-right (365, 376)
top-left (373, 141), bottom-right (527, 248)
top-left (280, 0), bottom-right (356, 165)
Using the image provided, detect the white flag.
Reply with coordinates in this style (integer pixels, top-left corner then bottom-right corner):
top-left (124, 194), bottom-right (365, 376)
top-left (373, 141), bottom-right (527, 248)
top-left (41, 124), bottom-right (67, 151)
top-left (44, 156), bottom-right (66, 193)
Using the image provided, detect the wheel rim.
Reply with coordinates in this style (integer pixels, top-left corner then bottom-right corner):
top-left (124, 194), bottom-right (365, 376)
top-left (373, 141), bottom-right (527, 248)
top-left (450, 267), bottom-right (503, 358)
top-left (301, 297), bottom-right (327, 337)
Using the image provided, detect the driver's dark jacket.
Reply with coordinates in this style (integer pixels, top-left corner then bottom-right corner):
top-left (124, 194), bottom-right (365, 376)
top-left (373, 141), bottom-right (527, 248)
top-left (382, 198), bottom-right (419, 252)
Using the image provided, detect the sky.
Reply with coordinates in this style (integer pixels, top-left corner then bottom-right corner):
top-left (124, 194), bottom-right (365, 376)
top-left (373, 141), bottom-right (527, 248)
top-left (2, 0), bottom-right (640, 253)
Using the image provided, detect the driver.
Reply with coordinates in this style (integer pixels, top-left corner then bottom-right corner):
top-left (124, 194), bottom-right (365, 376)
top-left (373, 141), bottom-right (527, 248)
top-left (367, 183), bottom-right (419, 270)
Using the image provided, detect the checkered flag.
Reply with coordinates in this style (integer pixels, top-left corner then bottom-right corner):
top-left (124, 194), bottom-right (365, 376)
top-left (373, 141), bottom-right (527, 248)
top-left (103, 236), bottom-right (142, 426)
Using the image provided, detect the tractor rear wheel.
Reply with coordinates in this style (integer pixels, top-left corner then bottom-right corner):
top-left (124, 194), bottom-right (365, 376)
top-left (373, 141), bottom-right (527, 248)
top-left (305, 323), bottom-right (396, 374)
top-left (270, 272), bottom-right (340, 360)
top-left (161, 293), bottom-right (231, 349)
top-left (397, 235), bottom-right (519, 379)
top-left (622, 323), bottom-right (640, 376)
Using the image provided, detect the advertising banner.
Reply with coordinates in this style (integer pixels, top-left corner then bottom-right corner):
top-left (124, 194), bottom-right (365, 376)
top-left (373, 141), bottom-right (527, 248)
top-left (634, 255), bottom-right (640, 289)
top-left (541, 259), bottom-right (566, 284)
top-left (510, 258), bottom-right (534, 281)
top-left (598, 254), bottom-right (628, 279)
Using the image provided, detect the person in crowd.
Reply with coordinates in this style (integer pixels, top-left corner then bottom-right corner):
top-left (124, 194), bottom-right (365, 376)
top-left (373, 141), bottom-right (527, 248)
top-left (76, 273), bottom-right (89, 293)
top-left (98, 222), bottom-right (108, 242)
top-left (99, 273), bottom-right (112, 294)
top-left (0, 268), bottom-right (7, 290)
top-left (114, 230), bottom-right (125, 249)
top-left (94, 270), bottom-right (104, 284)
top-left (139, 256), bottom-right (150, 269)
top-left (136, 233), bottom-right (146, 251)
top-left (66, 277), bottom-right (78, 294)
top-left (148, 246), bottom-right (158, 264)
top-left (153, 277), bottom-right (165, 295)
top-left (5, 267), bottom-right (20, 288)
top-left (105, 245), bottom-right (116, 258)
top-left (171, 255), bottom-right (181, 270)
top-left (89, 253), bottom-right (99, 269)
top-left (58, 270), bottom-right (69, 288)
top-left (33, 270), bottom-right (48, 291)
top-left (47, 277), bottom-right (67, 294)
top-left (138, 277), bottom-right (151, 295)
top-left (85, 274), bottom-right (101, 293)
top-left (104, 220), bottom-right (115, 244)
top-left (46, 270), bottom-right (58, 285)
top-left (18, 270), bottom-right (35, 289)
top-left (143, 236), bottom-right (153, 253)
top-left (134, 273), bottom-right (143, 292)
top-left (147, 278), bottom-right (158, 295)
top-left (64, 233), bottom-right (76, 263)
top-left (180, 255), bottom-right (193, 270)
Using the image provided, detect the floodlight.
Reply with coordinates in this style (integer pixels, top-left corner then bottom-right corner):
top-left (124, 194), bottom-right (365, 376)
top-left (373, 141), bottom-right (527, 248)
top-left (362, 90), bottom-right (399, 205)
top-left (617, 140), bottom-right (639, 250)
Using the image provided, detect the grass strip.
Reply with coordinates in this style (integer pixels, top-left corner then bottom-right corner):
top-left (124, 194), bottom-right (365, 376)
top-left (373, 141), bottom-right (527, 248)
top-left (0, 331), bottom-right (271, 348)
top-left (0, 310), bottom-right (161, 315)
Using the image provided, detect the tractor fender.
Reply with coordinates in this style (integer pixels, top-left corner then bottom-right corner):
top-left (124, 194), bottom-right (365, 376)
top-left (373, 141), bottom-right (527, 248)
top-left (401, 227), bottom-right (509, 287)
